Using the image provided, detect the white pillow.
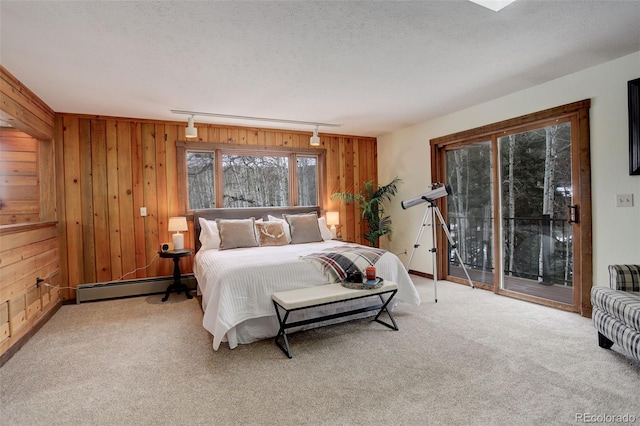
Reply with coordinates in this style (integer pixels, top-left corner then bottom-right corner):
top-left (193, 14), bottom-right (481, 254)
top-left (318, 217), bottom-right (333, 241)
top-left (267, 215), bottom-right (292, 242)
top-left (254, 218), bottom-right (264, 241)
top-left (198, 217), bottom-right (221, 250)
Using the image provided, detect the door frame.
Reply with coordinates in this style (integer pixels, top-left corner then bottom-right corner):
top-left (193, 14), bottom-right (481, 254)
top-left (430, 100), bottom-right (592, 317)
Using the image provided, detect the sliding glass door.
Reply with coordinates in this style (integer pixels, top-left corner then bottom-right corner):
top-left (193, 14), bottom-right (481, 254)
top-left (445, 141), bottom-right (494, 285)
top-left (431, 101), bottom-right (591, 313)
top-left (498, 121), bottom-right (574, 304)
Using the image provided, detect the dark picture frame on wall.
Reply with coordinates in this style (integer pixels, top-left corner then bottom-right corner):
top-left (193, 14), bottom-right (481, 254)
top-left (629, 77), bottom-right (640, 175)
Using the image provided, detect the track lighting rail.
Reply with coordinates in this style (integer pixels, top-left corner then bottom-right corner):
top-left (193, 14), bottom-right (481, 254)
top-left (170, 110), bottom-right (341, 128)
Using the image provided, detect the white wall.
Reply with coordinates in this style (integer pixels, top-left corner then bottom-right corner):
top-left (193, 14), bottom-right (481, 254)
top-left (378, 51), bottom-right (640, 287)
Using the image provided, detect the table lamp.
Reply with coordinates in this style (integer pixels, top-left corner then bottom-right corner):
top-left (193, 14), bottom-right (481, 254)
top-left (326, 211), bottom-right (339, 239)
top-left (168, 217), bottom-right (188, 250)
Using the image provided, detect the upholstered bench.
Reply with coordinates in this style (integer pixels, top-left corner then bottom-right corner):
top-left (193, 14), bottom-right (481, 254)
top-left (272, 282), bottom-right (398, 358)
top-left (591, 265), bottom-right (640, 362)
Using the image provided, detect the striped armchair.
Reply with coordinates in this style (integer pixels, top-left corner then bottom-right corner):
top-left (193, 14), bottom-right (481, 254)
top-left (591, 265), bottom-right (640, 361)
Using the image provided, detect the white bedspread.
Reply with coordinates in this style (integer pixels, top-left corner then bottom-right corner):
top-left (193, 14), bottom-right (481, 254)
top-left (193, 241), bottom-right (420, 350)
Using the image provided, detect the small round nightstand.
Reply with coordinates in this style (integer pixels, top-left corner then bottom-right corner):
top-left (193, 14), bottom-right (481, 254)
top-left (159, 249), bottom-right (193, 302)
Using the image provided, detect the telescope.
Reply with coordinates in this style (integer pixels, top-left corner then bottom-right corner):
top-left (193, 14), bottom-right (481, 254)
top-left (401, 183), bottom-right (451, 209)
top-left (402, 182), bottom-right (474, 301)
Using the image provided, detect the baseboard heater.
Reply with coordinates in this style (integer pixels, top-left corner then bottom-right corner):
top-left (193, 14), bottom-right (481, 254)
top-left (76, 275), bottom-right (197, 304)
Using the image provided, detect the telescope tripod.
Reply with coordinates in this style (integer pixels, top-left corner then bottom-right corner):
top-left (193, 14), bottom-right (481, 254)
top-left (406, 200), bottom-right (474, 302)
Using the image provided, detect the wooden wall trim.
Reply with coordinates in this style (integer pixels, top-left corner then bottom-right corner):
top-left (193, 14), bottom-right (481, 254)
top-left (0, 66), bottom-right (54, 140)
top-left (0, 221), bottom-right (57, 237)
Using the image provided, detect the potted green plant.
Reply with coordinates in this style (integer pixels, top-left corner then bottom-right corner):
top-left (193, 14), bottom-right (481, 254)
top-left (332, 177), bottom-right (401, 247)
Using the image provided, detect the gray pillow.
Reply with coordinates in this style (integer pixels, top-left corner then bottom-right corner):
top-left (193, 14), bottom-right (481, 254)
top-left (283, 212), bottom-right (323, 244)
top-left (215, 218), bottom-right (259, 250)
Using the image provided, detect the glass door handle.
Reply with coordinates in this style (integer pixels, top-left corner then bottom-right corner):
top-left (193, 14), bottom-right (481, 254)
top-left (568, 205), bottom-right (579, 224)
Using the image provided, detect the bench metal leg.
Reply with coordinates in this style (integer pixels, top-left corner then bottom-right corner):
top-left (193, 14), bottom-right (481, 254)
top-left (373, 290), bottom-right (399, 330)
top-left (273, 301), bottom-right (293, 358)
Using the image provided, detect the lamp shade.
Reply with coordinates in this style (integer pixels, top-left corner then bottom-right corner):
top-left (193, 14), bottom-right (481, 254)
top-left (326, 211), bottom-right (339, 226)
top-left (168, 217), bottom-right (188, 232)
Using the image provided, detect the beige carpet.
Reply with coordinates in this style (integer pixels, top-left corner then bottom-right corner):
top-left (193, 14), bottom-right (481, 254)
top-left (1, 277), bottom-right (639, 425)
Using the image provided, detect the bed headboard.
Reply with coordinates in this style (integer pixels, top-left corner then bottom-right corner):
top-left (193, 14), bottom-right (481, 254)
top-left (192, 206), bottom-right (322, 252)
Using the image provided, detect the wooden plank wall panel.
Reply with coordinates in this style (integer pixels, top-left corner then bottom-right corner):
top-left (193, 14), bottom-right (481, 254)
top-left (248, 129), bottom-right (259, 146)
top-left (0, 227), bottom-right (57, 302)
top-left (26, 284), bottom-right (40, 319)
top-left (39, 138), bottom-right (56, 221)
top-left (335, 136), bottom-right (357, 244)
top-left (106, 120), bottom-right (122, 280)
top-left (91, 119), bottom-right (111, 282)
top-left (0, 223), bottom-right (60, 356)
top-left (62, 117), bottom-right (85, 296)
top-left (163, 124), bottom-right (181, 275)
top-left (155, 124), bottom-right (171, 277)
top-left (346, 138), bottom-right (360, 242)
top-left (0, 301), bottom-right (9, 344)
top-left (325, 136), bottom-right (341, 240)
top-left (141, 123), bottom-right (160, 278)
top-left (131, 123), bottom-right (147, 278)
top-left (54, 115), bottom-right (68, 299)
top-left (117, 121), bottom-right (136, 280)
top-left (323, 136), bottom-right (337, 232)
top-left (343, 137), bottom-right (356, 244)
top-left (54, 114), bottom-right (377, 294)
top-left (0, 129), bottom-right (40, 225)
top-left (78, 118), bottom-right (96, 286)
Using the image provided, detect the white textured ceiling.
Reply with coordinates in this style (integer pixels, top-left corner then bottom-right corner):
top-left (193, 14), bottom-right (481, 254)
top-left (1, 1), bottom-right (639, 137)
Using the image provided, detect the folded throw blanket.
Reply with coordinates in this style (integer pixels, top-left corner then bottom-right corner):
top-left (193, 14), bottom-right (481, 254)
top-left (301, 245), bottom-right (387, 282)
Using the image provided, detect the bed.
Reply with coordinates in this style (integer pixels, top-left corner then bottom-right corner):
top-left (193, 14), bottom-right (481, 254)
top-left (193, 206), bottom-right (420, 350)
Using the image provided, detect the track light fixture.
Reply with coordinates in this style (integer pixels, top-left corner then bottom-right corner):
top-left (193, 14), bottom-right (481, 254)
top-left (310, 126), bottom-right (320, 146)
top-left (185, 115), bottom-right (198, 139)
top-left (171, 110), bottom-right (340, 143)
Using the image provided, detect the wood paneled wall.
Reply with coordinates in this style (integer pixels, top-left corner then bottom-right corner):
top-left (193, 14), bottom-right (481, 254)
top-left (0, 66), bottom-right (59, 362)
top-left (55, 114), bottom-right (377, 300)
top-left (0, 223), bottom-right (60, 356)
top-left (0, 129), bottom-right (39, 225)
